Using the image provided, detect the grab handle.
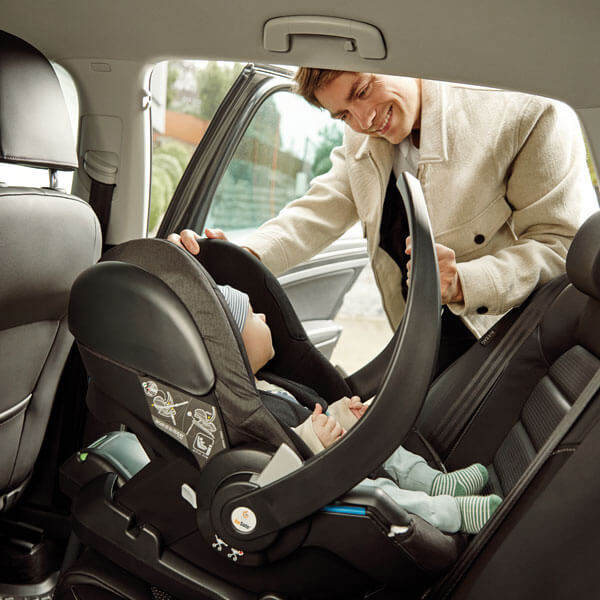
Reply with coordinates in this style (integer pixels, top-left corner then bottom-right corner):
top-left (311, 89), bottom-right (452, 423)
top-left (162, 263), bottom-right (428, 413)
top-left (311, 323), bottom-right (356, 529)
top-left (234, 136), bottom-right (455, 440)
top-left (263, 16), bottom-right (386, 59)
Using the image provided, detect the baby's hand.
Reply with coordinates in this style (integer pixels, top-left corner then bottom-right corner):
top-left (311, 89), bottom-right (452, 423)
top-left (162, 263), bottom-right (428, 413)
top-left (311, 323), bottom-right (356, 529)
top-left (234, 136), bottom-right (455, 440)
top-left (348, 395), bottom-right (368, 420)
top-left (312, 404), bottom-right (345, 448)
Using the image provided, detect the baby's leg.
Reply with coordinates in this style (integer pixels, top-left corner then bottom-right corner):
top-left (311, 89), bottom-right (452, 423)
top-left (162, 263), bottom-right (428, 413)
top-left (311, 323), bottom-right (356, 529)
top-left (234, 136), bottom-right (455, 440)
top-left (382, 445), bottom-right (441, 493)
top-left (360, 478), bottom-right (502, 534)
top-left (383, 445), bottom-right (488, 496)
top-left (359, 477), bottom-right (462, 533)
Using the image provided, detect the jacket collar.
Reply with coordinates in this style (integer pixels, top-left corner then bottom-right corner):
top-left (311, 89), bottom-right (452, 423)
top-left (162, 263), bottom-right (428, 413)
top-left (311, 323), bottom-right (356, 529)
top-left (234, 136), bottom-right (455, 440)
top-left (353, 79), bottom-right (448, 164)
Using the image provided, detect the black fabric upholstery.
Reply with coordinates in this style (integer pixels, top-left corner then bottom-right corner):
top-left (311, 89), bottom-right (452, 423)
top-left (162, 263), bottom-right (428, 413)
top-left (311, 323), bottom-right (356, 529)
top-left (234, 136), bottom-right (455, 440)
top-left (197, 238), bottom-right (353, 404)
top-left (0, 31), bottom-right (77, 169)
top-left (566, 210), bottom-right (600, 300)
top-left (70, 261), bottom-right (215, 396)
top-left (415, 212), bottom-right (600, 501)
top-left (55, 549), bottom-right (155, 600)
top-left (70, 238), bottom-right (305, 460)
top-left (0, 36), bottom-right (101, 510)
top-left (490, 345), bottom-right (599, 494)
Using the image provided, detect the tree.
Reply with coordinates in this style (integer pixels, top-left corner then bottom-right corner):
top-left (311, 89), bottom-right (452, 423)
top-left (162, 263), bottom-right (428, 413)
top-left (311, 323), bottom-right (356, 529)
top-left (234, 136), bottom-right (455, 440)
top-left (166, 63), bottom-right (180, 109)
top-left (149, 140), bottom-right (192, 233)
top-left (195, 62), bottom-right (243, 120)
top-left (311, 123), bottom-right (343, 178)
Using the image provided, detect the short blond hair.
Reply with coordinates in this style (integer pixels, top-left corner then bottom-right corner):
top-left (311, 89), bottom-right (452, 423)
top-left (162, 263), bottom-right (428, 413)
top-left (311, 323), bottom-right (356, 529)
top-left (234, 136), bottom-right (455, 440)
top-left (293, 67), bottom-right (353, 108)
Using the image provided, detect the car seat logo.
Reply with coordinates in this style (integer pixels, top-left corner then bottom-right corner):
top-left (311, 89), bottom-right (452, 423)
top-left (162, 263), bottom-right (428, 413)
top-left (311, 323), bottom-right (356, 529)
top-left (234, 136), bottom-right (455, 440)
top-left (231, 506), bottom-right (257, 533)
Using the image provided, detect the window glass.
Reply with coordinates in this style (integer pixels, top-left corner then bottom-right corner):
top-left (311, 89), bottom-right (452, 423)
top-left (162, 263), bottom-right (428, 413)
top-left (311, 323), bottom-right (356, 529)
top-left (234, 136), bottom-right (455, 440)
top-left (204, 90), bottom-right (344, 242)
top-left (149, 60), bottom-right (244, 235)
top-left (0, 62), bottom-right (78, 192)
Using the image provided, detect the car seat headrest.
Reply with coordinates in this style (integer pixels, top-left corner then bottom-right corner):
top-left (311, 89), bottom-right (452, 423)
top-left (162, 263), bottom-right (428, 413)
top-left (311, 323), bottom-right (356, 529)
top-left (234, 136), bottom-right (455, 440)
top-left (0, 30), bottom-right (77, 170)
top-left (69, 261), bottom-right (215, 396)
top-left (566, 211), bottom-right (600, 300)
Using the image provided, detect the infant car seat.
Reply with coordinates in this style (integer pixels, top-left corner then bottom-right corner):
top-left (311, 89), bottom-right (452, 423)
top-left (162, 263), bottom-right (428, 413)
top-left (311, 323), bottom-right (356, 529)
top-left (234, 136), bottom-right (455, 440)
top-left (63, 174), bottom-right (465, 599)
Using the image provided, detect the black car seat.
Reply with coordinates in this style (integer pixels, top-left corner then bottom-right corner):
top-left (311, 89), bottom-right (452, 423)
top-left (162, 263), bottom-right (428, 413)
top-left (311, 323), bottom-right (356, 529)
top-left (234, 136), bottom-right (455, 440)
top-left (63, 174), bottom-right (461, 599)
top-left (61, 162), bottom-right (600, 598)
top-left (416, 210), bottom-right (600, 599)
top-left (0, 30), bottom-right (102, 513)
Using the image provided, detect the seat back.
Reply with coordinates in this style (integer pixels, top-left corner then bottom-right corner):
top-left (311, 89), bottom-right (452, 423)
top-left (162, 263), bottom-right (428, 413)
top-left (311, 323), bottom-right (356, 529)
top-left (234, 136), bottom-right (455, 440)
top-left (0, 30), bottom-right (101, 510)
top-left (414, 211), bottom-right (600, 597)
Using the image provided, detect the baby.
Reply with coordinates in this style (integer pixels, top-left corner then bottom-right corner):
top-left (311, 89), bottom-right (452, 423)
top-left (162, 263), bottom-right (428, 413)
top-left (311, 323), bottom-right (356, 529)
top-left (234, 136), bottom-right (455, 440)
top-left (219, 284), bottom-right (501, 534)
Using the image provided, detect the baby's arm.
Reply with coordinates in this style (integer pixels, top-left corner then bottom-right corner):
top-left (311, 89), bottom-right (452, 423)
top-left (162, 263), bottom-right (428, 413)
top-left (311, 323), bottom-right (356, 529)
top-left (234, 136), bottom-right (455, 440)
top-left (311, 404), bottom-right (345, 448)
top-left (292, 405), bottom-right (345, 453)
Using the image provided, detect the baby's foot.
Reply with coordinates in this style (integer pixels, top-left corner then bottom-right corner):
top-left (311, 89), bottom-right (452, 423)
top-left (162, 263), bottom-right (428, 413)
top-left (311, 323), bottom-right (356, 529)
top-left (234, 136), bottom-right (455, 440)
top-left (456, 494), bottom-right (502, 534)
top-left (430, 464), bottom-right (489, 497)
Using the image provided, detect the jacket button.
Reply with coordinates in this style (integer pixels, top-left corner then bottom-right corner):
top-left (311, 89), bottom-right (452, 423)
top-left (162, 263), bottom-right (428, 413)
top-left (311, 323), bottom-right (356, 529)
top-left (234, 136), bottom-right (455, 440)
top-left (474, 234), bottom-right (485, 244)
top-left (477, 306), bottom-right (488, 314)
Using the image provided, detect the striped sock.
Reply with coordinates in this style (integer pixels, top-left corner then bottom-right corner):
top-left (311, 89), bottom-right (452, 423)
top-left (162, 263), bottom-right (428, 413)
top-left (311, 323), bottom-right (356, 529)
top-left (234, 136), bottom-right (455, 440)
top-left (430, 463), bottom-right (489, 497)
top-left (456, 494), bottom-right (502, 534)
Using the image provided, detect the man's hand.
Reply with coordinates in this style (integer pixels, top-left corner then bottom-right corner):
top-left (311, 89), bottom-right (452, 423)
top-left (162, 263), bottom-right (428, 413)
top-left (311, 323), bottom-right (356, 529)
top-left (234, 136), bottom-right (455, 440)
top-left (167, 228), bottom-right (228, 255)
top-left (405, 237), bottom-right (464, 304)
top-left (312, 404), bottom-right (345, 448)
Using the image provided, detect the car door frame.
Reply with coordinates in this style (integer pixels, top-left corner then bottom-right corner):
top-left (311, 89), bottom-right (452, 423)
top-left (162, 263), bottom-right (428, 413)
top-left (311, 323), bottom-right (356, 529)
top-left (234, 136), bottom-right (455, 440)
top-left (157, 62), bottom-right (370, 361)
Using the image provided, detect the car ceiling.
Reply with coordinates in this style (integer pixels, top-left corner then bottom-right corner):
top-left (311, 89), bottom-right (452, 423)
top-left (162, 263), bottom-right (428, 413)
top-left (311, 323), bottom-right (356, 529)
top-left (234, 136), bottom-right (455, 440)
top-left (3, 0), bottom-right (600, 109)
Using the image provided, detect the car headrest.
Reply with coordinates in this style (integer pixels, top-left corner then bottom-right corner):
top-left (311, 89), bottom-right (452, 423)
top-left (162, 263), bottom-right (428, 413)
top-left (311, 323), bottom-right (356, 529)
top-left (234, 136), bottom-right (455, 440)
top-left (566, 210), bottom-right (600, 300)
top-left (0, 30), bottom-right (77, 170)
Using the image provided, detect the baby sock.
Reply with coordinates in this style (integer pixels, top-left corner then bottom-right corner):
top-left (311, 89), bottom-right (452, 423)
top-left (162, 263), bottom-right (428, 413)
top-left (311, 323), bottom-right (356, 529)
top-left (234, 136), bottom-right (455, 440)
top-left (430, 463), bottom-right (489, 497)
top-left (456, 494), bottom-right (502, 534)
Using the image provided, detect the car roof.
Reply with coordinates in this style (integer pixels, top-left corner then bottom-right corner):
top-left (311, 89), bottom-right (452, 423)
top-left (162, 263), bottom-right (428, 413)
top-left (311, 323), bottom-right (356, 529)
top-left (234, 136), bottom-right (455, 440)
top-left (2, 0), bottom-right (599, 108)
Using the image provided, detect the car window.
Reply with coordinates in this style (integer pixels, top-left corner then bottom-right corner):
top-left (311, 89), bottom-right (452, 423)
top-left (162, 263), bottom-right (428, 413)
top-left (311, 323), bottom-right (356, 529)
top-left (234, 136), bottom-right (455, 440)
top-left (149, 60), bottom-right (244, 235)
top-left (0, 62), bottom-right (78, 192)
top-left (203, 89), bottom-right (344, 243)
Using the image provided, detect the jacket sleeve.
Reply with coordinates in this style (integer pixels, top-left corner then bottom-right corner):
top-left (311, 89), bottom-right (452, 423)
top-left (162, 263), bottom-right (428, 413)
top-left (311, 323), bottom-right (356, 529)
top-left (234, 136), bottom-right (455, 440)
top-left (241, 140), bottom-right (360, 276)
top-left (451, 98), bottom-right (598, 316)
top-left (292, 415), bottom-right (325, 454)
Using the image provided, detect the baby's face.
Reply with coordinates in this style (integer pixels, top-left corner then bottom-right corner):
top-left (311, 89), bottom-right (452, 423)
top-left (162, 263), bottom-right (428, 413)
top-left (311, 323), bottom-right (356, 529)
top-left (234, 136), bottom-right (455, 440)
top-left (241, 305), bottom-right (275, 373)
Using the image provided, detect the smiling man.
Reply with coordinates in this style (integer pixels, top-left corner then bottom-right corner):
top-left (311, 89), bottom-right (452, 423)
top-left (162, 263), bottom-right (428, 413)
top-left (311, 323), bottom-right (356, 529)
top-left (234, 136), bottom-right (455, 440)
top-left (172, 68), bottom-right (597, 373)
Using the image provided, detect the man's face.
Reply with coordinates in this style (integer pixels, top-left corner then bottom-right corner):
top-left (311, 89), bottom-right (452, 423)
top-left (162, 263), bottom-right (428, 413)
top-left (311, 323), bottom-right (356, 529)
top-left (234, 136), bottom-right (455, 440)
top-left (314, 72), bottom-right (421, 145)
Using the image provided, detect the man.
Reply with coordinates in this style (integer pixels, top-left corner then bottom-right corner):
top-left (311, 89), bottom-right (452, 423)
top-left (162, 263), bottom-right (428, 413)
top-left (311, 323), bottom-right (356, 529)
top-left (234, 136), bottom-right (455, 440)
top-left (170, 69), bottom-right (597, 372)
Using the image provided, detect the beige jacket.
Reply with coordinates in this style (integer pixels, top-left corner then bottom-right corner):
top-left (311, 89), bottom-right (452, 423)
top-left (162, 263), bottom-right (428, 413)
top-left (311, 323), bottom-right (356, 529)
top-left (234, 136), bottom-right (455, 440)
top-left (245, 81), bottom-right (597, 337)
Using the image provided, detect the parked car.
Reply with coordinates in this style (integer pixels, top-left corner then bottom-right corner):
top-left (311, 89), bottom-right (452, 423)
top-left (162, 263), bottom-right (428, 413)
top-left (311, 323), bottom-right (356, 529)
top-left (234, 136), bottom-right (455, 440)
top-left (1, 2), bottom-right (599, 599)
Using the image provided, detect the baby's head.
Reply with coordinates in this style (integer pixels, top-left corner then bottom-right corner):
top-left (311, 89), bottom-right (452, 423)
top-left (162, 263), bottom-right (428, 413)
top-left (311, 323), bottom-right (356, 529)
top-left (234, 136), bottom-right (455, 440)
top-left (218, 284), bottom-right (275, 374)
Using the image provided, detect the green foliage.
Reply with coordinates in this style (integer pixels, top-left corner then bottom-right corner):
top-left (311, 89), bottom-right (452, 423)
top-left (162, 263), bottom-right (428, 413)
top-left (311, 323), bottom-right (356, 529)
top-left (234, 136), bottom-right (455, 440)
top-left (166, 63), bottom-right (180, 109)
top-left (311, 123), bottom-right (343, 178)
top-left (195, 62), bottom-right (243, 120)
top-left (149, 140), bottom-right (193, 233)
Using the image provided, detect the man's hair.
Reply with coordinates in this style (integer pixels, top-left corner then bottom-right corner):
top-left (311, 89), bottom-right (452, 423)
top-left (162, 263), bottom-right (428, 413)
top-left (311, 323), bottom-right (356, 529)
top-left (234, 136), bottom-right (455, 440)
top-left (293, 67), bottom-right (353, 108)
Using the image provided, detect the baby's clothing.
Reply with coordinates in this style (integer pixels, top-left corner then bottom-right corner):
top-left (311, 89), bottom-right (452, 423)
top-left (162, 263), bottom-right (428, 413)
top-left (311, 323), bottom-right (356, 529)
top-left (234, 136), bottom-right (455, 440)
top-left (255, 377), bottom-right (464, 533)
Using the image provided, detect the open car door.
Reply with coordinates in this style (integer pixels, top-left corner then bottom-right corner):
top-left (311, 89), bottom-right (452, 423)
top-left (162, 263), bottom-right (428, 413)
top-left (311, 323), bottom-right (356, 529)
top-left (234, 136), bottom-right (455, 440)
top-left (158, 64), bottom-right (369, 360)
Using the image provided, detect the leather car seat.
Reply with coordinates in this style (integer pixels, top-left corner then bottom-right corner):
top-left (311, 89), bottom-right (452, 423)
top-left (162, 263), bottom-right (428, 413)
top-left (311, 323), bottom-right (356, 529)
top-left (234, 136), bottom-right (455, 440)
top-left (0, 30), bottom-right (102, 511)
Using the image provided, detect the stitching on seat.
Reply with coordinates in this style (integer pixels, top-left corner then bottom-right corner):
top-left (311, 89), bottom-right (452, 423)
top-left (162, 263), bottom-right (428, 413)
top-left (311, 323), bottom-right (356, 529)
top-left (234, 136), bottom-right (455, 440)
top-left (551, 446), bottom-right (577, 455)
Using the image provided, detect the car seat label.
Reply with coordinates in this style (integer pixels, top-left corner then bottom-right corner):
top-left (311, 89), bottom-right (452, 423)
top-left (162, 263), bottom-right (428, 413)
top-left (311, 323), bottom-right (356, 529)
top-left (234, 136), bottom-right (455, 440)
top-left (140, 377), bottom-right (227, 467)
top-left (231, 506), bottom-right (257, 533)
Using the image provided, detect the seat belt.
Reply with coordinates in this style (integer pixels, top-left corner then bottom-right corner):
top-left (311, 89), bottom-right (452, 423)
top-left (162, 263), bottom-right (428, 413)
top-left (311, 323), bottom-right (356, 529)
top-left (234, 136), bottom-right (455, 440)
top-left (427, 364), bottom-right (600, 599)
top-left (84, 150), bottom-right (119, 241)
top-left (433, 274), bottom-right (569, 453)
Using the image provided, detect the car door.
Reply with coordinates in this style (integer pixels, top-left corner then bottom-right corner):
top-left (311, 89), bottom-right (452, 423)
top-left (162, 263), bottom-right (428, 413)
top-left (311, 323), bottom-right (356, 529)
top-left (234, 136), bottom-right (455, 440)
top-left (158, 63), bottom-right (369, 361)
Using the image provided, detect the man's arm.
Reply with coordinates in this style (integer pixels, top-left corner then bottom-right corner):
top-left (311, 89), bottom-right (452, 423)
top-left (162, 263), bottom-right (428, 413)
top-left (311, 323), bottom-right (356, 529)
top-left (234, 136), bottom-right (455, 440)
top-left (241, 143), bottom-right (360, 275)
top-left (168, 142), bottom-right (360, 275)
top-left (450, 99), bottom-right (597, 316)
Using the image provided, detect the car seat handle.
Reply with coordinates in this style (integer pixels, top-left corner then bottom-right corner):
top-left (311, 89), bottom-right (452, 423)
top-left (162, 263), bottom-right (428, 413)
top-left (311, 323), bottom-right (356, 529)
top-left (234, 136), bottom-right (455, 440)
top-left (207, 173), bottom-right (441, 548)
